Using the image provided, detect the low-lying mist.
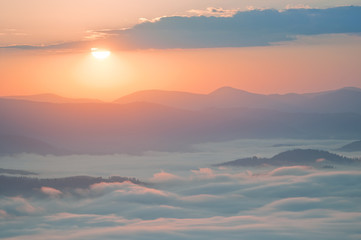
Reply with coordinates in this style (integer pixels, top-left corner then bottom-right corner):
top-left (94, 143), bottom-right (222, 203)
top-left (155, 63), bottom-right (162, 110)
top-left (1, 139), bottom-right (361, 239)
top-left (0, 139), bottom-right (355, 178)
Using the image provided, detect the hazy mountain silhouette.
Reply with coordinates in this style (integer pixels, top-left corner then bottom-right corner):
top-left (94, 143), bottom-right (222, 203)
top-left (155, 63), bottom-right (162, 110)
top-left (115, 86), bottom-right (361, 114)
top-left (338, 140), bottom-right (361, 152)
top-left (1, 94), bottom-right (361, 154)
top-left (0, 99), bottom-right (197, 154)
top-left (0, 135), bottom-right (71, 156)
top-left (2, 93), bottom-right (102, 104)
top-left (114, 89), bottom-right (209, 110)
top-left (0, 168), bottom-right (37, 176)
top-left (216, 149), bottom-right (360, 167)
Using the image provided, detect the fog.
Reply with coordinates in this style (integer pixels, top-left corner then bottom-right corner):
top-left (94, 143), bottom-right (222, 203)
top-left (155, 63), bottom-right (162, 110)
top-left (1, 139), bottom-right (361, 239)
top-left (0, 139), bottom-right (355, 178)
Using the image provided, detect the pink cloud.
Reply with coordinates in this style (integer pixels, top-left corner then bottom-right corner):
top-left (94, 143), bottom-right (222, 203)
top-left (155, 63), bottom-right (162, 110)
top-left (150, 170), bottom-right (183, 183)
top-left (41, 187), bottom-right (62, 197)
top-left (8, 196), bottom-right (42, 214)
top-left (0, 209), bottom-right (9, 218)
top-left (188, 7), bottom-right (239, 17)
top-left (182, 194), bottom-right (221, 202)
top-left (191, 168), bottom-right (215, 179)
top-left (269, 166), bottom-right (313, 176)
top-left (316, 158), bottom-right (326, 163)
top-left (90, 181), bottom-right (170, 197)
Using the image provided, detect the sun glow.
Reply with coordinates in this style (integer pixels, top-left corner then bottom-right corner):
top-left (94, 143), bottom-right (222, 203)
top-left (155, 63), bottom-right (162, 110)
top-left (91, 48), bottom-right (111, 59)
top-left (72, 50), bottom-right (133, 94)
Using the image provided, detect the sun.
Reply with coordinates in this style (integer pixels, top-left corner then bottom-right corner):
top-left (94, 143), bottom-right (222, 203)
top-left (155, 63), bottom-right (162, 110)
top-left (91, 48), bottom-right (111, 59)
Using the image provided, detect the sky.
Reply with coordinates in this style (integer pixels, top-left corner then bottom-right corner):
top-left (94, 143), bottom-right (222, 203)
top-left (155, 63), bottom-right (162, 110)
top-left (1, 0), bottom-right (361, 100)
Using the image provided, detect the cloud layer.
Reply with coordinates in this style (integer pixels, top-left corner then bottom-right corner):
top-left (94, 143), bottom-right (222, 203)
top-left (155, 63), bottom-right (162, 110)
top-left (1, 166), bottom-right (361, 239)
top-left (115, 6), bottom-right (361, 49)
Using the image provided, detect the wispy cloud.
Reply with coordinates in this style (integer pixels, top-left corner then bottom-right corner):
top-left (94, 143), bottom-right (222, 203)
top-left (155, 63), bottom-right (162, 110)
top-left (187, 7), bottom-right (240, 17)
top-left (0, 29), bottom-right (28, 36)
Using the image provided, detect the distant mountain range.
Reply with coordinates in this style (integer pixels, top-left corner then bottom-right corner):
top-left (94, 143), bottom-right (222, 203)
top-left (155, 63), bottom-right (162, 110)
top-left (115, 86), bottom-right (361, 114)
top-left (338, 140), bottom-right (361, 152)
top-left (1, 87), bottom-right (361, 155)
top-left (0, 135), bottom-right (71, 156)
top-left (2, 93), bottom-right (102, 104)
top-left (0, 168), bottom-right (37, 175)
top-left (4, 86), bottom-right (361, 114)
top-left (215, 149), bottom-right (360, 167)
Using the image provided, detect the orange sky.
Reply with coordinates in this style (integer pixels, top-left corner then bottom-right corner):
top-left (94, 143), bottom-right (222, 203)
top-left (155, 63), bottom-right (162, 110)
top-left (1, 1), bottom-right (361, 100)
top-left (1, 34), bottom-right (361, 101)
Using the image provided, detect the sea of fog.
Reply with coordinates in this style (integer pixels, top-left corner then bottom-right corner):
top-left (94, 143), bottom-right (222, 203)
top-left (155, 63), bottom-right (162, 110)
top-left (0, 138), bottom-right (359, 178)
top-left (1, 139), bottom-right (361, 240)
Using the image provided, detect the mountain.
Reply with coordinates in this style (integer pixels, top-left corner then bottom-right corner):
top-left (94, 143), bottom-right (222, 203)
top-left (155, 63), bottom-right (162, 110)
top-left (293, 87), bottom-right (361, 114)
top-left (215, 149), bottom-right (360, 167)
top-left (0, 135), bottom-right (71, 156)
top-left (0, 99), bottom-right (197, 154)
top-left (114, 86), bottom-right (361, 114)
top-left (0, 175), bottom-right (144, 197)
top-left (338, 140), bottom-right (361, 152)
top-left (114, 89), bottom-right (209, 110)
top-left (1, 93), bottom-right (102, 104)
top-left (1, 98), bottom-right (361, 154)
top-left (0, 168), bottom-right (37, 175)
top-left (114, 87), bottom-right (286, 110)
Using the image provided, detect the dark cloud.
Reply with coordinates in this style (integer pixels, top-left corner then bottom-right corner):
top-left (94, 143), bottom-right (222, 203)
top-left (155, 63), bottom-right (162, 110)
top-left (121, 6), bottom-right (361, 49)
top-left (2, 6), bottom-right (361, 51)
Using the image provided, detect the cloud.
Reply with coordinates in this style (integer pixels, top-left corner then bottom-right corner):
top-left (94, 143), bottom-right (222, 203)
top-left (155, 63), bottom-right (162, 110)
top-left (0, 196), bottom-right (42, 216)
top-left (100, 6), bottom-right (361, 49)
top-left (269, 166), bottom-right (314, 176)
top-left (40, 187), bottom-right (62, 197)
top-left (150, 170), bottom-right (184, 183)
top-left (1, 152), bottom-right (361, 239)
top-left (285, 4), bottom-right (312, 10)
top-left (2, 6), bottom-right (361, 51)
top-left (2, 140), bottom-right (359, 240)
top-left (264, 197), bottom-right (323, 211)
top-left (188, 7), bottom-right (240, 17)
top-left (191, 168), bottom-right (215, 179)
top-left (0, 209), bottom-right (9, 218)
top-left (0, 29), bottom-right (28, 37)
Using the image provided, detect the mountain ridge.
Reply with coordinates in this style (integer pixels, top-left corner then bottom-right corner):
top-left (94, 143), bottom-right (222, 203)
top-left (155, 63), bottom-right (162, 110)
top-left (0, 134), bottom-right (72, 156)
top-left (1, 98), bottom-right (361, 155)
top-left (0, 175), bottom-right (145, 197)
top-left (114, 86), bottom-right (361, 114)
top-left (215, 149), bottom-right (360, 167)
top-left (1, 93), bottom-right (103, 104)
top-left (4, 86), bottom-right (361, 112)
top-left (338, 140), bottom-right (361, 152)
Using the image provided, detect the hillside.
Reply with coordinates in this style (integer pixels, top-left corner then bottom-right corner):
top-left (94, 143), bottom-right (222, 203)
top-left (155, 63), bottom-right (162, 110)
top-left (0, 135), bottom-right (71, 156)
top-left (115, 86), bottom-right (361, 114)
top-left (216, 149), bottom-right (360, 167)
top-left (338, 140), bottom-right (361, 152)
top-left (2, 93), bottom-right (102, 104)
top-left (0, 175), bottom-right (144, 197)
top-left (0, 168), bottom-right (37, 175)
top-left (1, 98), bottom-right (361, 155)
top-left (114, 89), bottom-right (208, 110)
